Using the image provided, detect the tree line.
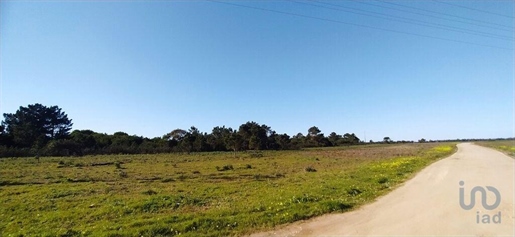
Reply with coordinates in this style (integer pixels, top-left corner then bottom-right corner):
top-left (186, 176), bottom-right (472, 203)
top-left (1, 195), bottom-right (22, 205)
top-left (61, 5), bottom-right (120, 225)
top-left (0, 103), bottom-right (367, 157)
top-left (4, 103), bottom-right (506, 158)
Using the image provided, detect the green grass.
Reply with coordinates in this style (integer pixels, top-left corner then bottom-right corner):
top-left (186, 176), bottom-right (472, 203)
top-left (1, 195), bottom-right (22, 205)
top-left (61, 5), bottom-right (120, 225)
top-left (0, 143), bottom-right (456, 237)
top-left (475, 140), bottom-right (515, 157)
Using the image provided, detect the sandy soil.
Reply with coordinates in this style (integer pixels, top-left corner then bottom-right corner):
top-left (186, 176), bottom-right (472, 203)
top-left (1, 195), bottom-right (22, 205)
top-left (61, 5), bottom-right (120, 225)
top-left (250, 143), bottom-right (514, 236)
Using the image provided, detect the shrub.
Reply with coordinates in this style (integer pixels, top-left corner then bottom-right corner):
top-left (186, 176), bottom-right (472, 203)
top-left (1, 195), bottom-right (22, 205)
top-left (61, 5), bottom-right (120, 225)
top-left (249, 151), bottom-right (263, 158)
top-left (142, 189), bottom-right (157, 195)
top-left (322, 200), bottom-right (353, 212)
top-left (59, 229), bottom-right (82, 237)
top-left (275, 173), bottom-right (285, 178)
top-left (177, 174), bottom-right (187, 181)
top-left (162, 178), bottom-right (174, 183)
top-left (378, 177), bottom-right (389, 184)
top-left (118, 170), bottom-right (128, 178)
top-left (347, 188), bottom-right (362, 196)
top-left (216, 165), bottom-right (233, 171)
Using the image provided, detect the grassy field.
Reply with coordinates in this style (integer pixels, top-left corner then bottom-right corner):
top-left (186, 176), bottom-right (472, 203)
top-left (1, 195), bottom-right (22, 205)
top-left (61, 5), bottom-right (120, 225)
top-left (0, 143), bottom-right (456, 237)
top-left (475, 140), bottom-right (515, 157)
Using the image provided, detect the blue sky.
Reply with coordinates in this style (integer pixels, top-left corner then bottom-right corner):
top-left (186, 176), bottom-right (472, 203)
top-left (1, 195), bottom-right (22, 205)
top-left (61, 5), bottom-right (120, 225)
top-left (1, 0), bottom-right (513, 141)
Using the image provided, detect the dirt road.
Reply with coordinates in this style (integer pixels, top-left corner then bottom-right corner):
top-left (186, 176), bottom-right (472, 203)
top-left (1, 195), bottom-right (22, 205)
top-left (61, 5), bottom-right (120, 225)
top-left (251, 143), bottom-right (514, 236)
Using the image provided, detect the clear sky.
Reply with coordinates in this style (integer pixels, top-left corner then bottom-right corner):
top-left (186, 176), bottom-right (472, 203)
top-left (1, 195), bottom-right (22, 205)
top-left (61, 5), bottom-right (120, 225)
top-left (1, 0), bottom-right (513, 142)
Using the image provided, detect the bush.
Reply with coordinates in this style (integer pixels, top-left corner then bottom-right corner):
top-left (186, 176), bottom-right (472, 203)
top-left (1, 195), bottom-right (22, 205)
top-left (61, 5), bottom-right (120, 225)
top-left (249, 151), bottom-right (264, 158)
top-left (59, 229), bottom-right (82, 237)
top-left (0, 146), bottom-right (32, 157)
top-left (378, 177), bottom-right (389, 184)
top-left (322, 200), bottom-right (353, 212)
top-left (275, 173), bottom-right (285, 178)
top-left (142, 189), bottom-right (157, 195)
top-left (216, 165), bottom-right (233, 171)
top-left (118, 170), bottom-right (128, 178)
top-left (347, 188), bottom-right (362, 196)
top-left (162, 178), bottom-right (174, 183)
top-left (305, 166), bottom-right (317, 172)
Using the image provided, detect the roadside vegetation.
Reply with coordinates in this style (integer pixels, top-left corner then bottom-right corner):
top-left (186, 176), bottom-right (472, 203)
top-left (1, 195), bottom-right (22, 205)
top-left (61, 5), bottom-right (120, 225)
top-left (475, 140), bottom-right (515, 157)
top-left (0, 143), bottom-right (456, 236)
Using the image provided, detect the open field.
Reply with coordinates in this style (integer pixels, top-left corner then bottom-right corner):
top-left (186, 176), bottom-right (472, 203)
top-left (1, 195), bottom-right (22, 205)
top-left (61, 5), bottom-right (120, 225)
top-left (0, 143), bottom-right (455, 237)
top-left (475, 140), bottom-right (515, 157)
top-left (251, 143), bottom-right (515, 236)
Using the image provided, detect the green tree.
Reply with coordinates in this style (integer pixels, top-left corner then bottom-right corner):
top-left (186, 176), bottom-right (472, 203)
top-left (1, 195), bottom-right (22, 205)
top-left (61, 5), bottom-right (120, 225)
top-left (0, 124), bottom-right (13, 146)
top-left (70, 130), bottom-right (97, 148)
top-left (383, 137), bottom-right (392, 144)
top-left (343, 133), bottom-right (360, 145)
top-left (274, 134), bottom-right (291, 150)
top-left (92, 133), bottom-right (112, 150)
top-left (188, 127), bottom-right (208, 152)
top-left (226, 132), bottom-right (243, 157)
top-left (290, 132), bottom-right (305, 148)
top-left (306, 126), bottom-right (328, 147)
top-left (308, 126), bottom-right (321, 137)
top-left (177, 127), bottom-right (195, 153)
top-left (45, 139), bottom-right (82, 156)
top-left (238, 122), bottom-right (269, 150)
top-left (164, 129), bottom-right (187, 141)
top-left (328, 132), bottom-right (342, 146)
top-left (207, 126), bottom-right (232, 151)
top-left (2, 103), bottom-right (73, 148)
top-left (108, 132), bottom-right (143, 154)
